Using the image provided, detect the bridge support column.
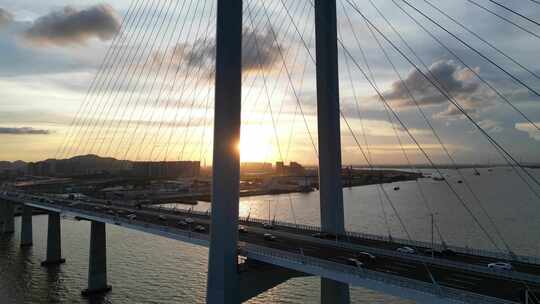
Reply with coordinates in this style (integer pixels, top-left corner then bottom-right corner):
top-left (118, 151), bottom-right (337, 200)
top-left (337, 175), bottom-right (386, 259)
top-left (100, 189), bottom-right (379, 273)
top-left (82, 221), bottom-right (111, 296)
top-left (0, 201), bottom-right (15, 234)
top-left (206, 0), bottom-right (243, 303)
top-left (314, 0), bottom-right (350, 303)
top-left (20, 205), bottom-right (33, 246)
top-left (41, 212), bottom-right (65, 266)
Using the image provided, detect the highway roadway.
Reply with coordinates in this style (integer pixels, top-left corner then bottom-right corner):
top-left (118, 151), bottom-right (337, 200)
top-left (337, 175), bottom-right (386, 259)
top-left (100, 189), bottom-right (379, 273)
top-left (3, 193), bottom-right (540, 303)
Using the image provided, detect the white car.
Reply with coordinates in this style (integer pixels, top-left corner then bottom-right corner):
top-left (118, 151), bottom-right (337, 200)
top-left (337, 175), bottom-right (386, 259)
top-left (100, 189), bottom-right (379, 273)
top-left (397, 246), bottom-right (416, 254)
top-left (488, 262), bottom-right (513, 271)
top-left (127, 214), bottom-right (137, 220)
top-left (238, 225), bottom-right (248, 233)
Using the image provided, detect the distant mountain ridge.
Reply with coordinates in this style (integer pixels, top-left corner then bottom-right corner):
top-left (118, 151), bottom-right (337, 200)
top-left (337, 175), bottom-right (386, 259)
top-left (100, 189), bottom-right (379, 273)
top-left (27, 154), bottom-right (131, 176)
top-left (0, 160), bottom-right (27, 171)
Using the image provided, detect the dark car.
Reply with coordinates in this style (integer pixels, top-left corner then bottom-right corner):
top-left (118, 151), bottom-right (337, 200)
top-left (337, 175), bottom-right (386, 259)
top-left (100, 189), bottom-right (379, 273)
top-left (194, 225), bottom-right (206, 232)
top-left (264, 233), bottom-right (276, 241)
top-left (441, 249), bottom-right (458, 256)
top-left (356, 252), bottom-right (376, 264)
top-left (347, 258), bottom-right (363, 268)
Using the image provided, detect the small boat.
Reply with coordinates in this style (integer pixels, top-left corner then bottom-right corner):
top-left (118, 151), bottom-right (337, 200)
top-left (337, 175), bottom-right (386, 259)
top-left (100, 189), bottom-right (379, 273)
top-left (393, 186), bottom-right (400, 191)
top-left (432, 177), bottom-right (445, 181)
top-left (457, 180), bottom-right (463, 184)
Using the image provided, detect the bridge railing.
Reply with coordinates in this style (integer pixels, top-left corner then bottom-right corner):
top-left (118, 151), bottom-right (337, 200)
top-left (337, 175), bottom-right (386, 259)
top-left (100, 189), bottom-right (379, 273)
top-left (240, 243), bottom-right (516, 304)
top-left (147, 204), bottom-right (540, 266)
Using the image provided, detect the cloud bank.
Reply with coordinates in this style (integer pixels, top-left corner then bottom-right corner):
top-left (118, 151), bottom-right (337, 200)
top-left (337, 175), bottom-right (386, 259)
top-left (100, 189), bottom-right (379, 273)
top-left (24, 4), bottom-right (120, 46)
top-left (515, 122), bottom-right (540, 141)
top-left (0, 127), bottom-right (51, 135)
top-left (383, 60), bottom-right (490, 117)
top-left (155, 28), bottom-right (280, 73)
top-left (0, 8), bottom-right (13, 27)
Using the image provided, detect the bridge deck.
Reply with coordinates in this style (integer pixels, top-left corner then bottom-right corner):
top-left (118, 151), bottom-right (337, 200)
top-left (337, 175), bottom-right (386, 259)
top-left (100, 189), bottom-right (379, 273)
top-left (1, 193), bottom-right (539, 303)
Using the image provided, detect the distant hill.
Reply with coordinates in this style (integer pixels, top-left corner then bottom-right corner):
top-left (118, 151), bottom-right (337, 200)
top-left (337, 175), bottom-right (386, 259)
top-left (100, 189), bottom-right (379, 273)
top-left (0, 160), bottom-right (27, 171)
top-left (27, 154), bottom-right (131, 176)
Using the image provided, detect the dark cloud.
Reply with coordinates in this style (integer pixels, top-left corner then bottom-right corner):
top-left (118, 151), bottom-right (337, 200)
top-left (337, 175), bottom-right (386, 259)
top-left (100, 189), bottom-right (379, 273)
top-left (154, 28), bottom-right (280, 74)
top-left (0, 8), bottom-right (13, 27)
top-left (381, 60), bottom-right (495, 118)
top-left (0, 127), bottom-right (51, 135)
top-left (24, 4), bottom-right (120, 46)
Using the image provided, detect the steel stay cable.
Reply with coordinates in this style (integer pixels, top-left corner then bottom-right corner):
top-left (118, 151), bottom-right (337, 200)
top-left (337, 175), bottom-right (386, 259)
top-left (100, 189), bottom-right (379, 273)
top-left (400, 0), bottom-right (540, 99)
top-left (68, 0), bottom-right (167, 157)
top-left (161, 0), bottom-right (294, 162)
top-left (421, 0), bottom-right (540, 82)
top-left (465, 0), bottom-right (540, 35)
top-left (60, 0), bottom-right (157, 158)
top-left (291, 0), bottom-right (430, 243)
top-left (349, 0), bottom-right (540, 191)
top-left (350, 3), bottom-right (511, 253)
top-left (55, 0), bottom-right (142, 158)
top-left (326, 1), bottom-right (506, 252)
top-left (157, 0), bottom-right (291, 161)
top-left (247, 0), bottom-right (314, 227)
top-left (365, 0), bottom-right (540, 201)
top-left (92, 0), bottom-right (182, 158)
top-left (339, 37), bottom-right (504, 252)
top-left (343, 14), bottom-right (442, 245)
top-left (342, 48), bottom-right (395, 241)
top-left (397, 0), bottom-right (540, 132)
top-left (484, 0), bottom-right (540, 27)
top-left (131, 0), bottom-right (210, 161)
top-left (69, 0), bottom-right (170, 157)
top-left (97, 0), bottom-right (187, 158)
top-left (116, 0), bottom-right (199, 160)
top-left (108, 1), bottom-right (196, 162)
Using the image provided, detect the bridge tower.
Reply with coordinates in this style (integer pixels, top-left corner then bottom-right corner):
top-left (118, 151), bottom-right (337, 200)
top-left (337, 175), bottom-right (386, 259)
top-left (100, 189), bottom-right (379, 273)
top-left (314, 0), bottom-right (350, 303)
top-left (206, 0), bottom-right (243, 303)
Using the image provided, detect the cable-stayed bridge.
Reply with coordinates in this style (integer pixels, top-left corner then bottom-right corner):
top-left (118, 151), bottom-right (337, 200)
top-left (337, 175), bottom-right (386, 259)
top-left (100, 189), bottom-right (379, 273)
top-left (2, 0), bottom-right (540, 303)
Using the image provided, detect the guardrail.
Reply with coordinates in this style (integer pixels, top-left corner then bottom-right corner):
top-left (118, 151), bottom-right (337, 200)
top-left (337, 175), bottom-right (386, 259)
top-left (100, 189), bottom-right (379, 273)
top-left (143, 204), bottom-right (540, 283)
top-left (147, 204), bottom-right (540, 266)
top-left (241, 243), bottom-right (517, 304)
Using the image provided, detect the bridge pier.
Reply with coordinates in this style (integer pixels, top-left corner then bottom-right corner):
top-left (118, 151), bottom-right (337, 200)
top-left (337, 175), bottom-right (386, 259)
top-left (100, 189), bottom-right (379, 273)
top-left (20, 205), bottom-right (33, 246)
top-left (82, 221), bottom-right (111, 296)
top-left (41, 212), bottom-right (65, 266)
top-left (314, 0), bottom-right (350, 303)
top-left (0, 201), bottom-right (15, 234)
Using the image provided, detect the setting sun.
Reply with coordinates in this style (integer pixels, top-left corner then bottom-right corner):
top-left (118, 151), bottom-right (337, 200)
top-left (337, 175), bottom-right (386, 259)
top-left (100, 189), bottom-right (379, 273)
top-left (239, 126), bottom-right (276, 162)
